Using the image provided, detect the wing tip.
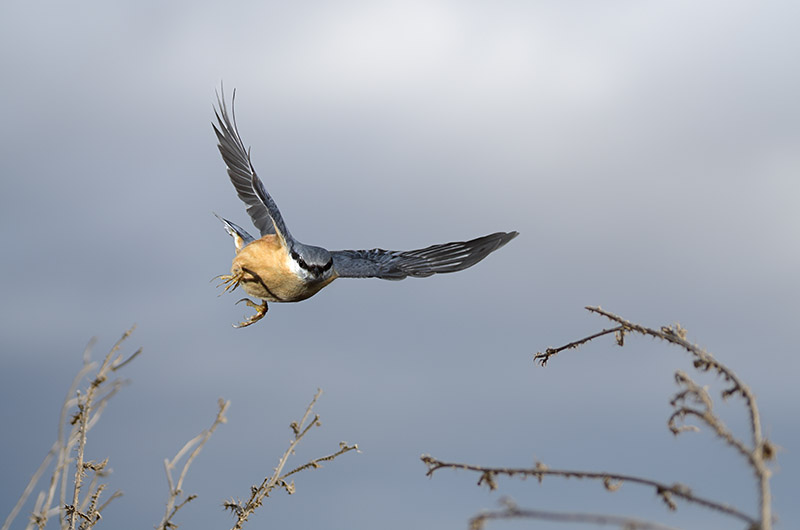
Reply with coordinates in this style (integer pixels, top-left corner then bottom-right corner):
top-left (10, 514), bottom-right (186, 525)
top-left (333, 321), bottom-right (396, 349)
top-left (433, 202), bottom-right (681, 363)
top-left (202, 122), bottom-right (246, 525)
top-left (477, 230), bottom-right (519, 253)
top-left (499, 230), bottom-right (519, 246)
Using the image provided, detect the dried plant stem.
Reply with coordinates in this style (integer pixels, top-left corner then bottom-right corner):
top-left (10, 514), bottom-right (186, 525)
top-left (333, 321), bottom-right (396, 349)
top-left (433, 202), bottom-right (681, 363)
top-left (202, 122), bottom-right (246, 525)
top-left (225, 389), bottom-right (358, 530)
top-left (158, 398), bottom-right (230, 530)
top-left (4, 354), bottom-right (97, 530)
top-left (228, 390), bottom-right (321, 530)
top-left (537, 326), bottom-right (625, 361)
top-left (4, 443), bottom-right (56, 530)
top-left (470, 502), bottom-right (679, 530)
top-left (532, 307), bottom-right (774, 529)
top-left (3, 329), bottom-right (138, 530)
top-left (95, 491), bottom-right (122, 515)
top-left (67, 390), bottom-right (91, 530)
top-left (421, 456), bottom-right (756, 527)
top-left (280, 443), bottom-right (359, 483)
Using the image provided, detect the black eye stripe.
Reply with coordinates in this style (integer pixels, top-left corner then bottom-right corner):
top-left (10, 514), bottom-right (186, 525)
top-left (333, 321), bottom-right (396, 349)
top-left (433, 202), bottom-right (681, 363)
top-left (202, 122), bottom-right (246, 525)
top-left (290, 250), bottom-right (333, 276)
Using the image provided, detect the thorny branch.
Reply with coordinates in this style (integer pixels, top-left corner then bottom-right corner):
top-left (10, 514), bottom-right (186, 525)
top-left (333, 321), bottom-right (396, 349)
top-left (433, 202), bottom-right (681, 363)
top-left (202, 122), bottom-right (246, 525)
top-left (421, 456), bottom-right (756, 527)
top-left (279, 442), bottom-right (359, 485)
top-left (223, 389), bottom-right (358, 530)
top-left (67, 326), bottom-right (139, 530)
top-left (2, 329), bottom-right (138, 530)
top-left (530, 307), bottom-right (774, 529)
top-left (535, 326), bottom-right (626, 364)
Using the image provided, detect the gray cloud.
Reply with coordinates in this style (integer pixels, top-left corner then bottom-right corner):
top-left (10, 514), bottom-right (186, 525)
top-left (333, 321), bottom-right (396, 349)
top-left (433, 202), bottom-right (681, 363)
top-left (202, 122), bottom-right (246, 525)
top-left (1, 1), bottom-right (798, 529)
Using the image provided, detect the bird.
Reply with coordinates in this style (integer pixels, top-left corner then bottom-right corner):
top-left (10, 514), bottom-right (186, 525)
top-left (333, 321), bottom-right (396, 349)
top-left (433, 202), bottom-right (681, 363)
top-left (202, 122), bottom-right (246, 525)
top-left (213, 90), bottom-right (518, 327)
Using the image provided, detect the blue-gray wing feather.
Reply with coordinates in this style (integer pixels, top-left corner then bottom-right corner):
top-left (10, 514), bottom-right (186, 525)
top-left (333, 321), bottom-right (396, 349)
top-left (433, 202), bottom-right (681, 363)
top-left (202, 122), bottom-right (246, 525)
top-left (331, 231), bottom-right (518, 280)
top-left (213, 90), bottom-right (292, 240)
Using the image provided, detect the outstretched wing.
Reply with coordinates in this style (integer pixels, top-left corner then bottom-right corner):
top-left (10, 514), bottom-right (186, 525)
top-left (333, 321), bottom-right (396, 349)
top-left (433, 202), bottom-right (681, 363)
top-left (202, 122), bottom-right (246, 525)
top-left (331, 231), bottom-right (518, 280)
top-left (213, 90), bottom-right (292, 241)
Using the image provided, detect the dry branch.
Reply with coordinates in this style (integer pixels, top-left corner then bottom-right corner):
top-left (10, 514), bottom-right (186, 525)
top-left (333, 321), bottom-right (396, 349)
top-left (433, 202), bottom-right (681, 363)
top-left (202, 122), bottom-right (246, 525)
top-left (534, 306), bottom-right (773, 528)
top-left (3, 328), bottom-right (139, 530)
top-left (223, 389), bottom-right (358, 530)
top-left (157, 398), bottom-right (230, 530)
top-left (421, 456), bottom-right (756, 527)
top-left (469, 499), bottom-right (680, 530)
top-left (424, 307), bottom-right (775, 529)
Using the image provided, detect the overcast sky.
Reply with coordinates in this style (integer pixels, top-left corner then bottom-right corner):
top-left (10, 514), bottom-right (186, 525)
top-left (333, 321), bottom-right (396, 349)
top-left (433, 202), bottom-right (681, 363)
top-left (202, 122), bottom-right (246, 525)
top-left (1, 1), bottom-right (798, 529)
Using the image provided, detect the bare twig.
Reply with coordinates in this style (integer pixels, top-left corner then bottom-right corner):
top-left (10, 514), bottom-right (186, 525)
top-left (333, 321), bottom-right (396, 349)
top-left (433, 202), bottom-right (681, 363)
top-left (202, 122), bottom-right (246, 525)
top-left (67, 388), bottom-right (91, 530)
top-left (470, 499), bottom-right (679, 530)
top-left (668, 371), bottom-right (753, 459)
top-left (4, 352), bottom-right (98, 530)
top-left (77, 482), bottom-right (105, 530)
top-left (158, 399), bottom-right (230, 530)
top-left (421, 456), bottom-right (757, 527)
top-left (3, 329), bottom-right (137, 530)
top-left (534, 326), bottom-right (625, 366)
top-left (277, 442), bottom-right (359, 494)
top-left (224, 389), bottom-right (358, 530)
top-left (531, 307), bottom-right (774, 529)
top-left (95, 491), bottom-right (122, 515)
top-left (110, 347), bottom-right (141, 372)
top-left (3, 441), bottom-right (57, 530)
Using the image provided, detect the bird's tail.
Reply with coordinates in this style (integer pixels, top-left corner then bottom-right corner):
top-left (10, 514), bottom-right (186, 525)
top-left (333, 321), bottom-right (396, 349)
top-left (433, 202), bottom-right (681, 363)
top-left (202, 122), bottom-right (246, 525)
top-left (213, 212), bottom-right (255, 252)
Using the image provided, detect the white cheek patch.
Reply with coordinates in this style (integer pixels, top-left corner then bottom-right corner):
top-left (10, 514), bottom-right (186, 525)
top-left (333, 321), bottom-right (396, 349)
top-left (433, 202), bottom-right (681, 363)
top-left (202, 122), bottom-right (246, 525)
top-left (286, 252), bottom-right (310, 280)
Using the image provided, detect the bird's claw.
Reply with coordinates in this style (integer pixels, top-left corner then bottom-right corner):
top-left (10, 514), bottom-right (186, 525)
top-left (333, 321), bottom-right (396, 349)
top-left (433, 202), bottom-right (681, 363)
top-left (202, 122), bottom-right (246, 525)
top-left (215, 271), bottom-right (243, 295)
top-left (215, 272), bottom-right (267, 327)
top-left (232, 298), bottom-right (268, 328)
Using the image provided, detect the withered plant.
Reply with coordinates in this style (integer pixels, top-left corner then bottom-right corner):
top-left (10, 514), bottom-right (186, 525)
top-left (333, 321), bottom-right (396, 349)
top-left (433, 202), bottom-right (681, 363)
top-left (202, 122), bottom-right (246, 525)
top-left (157, 398), bottom-right (231, 530)
top-left (4, 333), bottom-right (357, 530)
top-left (2, 327), bottom-right (140, 530)
top-left (423, 307), bottom-right (775, 530)
top-left (156, 389), bottom-right (358, 530)
top-left (222, 389), bottom-right (359, 530)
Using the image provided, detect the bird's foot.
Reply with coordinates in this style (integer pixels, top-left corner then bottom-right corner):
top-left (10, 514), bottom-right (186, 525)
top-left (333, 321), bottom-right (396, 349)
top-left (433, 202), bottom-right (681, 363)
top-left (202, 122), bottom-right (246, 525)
top-left (233, 298), bottom-right (268, 328)
top-left (215, 271), bottom-right (244, 295)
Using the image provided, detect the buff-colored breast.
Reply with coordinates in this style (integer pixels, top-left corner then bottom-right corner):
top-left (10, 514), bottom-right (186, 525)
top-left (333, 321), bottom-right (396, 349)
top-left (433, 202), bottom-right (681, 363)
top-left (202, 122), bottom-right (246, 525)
top-left (231, 235), bottom-right (336, 302)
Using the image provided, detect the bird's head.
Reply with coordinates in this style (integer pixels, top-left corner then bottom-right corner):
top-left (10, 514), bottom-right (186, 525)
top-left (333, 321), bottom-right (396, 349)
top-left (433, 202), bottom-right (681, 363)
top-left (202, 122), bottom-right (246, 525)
top-left (289, 244), bottom-right (335, 282)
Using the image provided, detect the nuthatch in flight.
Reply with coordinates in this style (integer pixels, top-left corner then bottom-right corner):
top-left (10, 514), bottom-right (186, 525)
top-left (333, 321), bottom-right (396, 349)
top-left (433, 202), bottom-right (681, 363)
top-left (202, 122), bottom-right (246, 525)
top-left (214, 91), bottom-right (518, 327)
